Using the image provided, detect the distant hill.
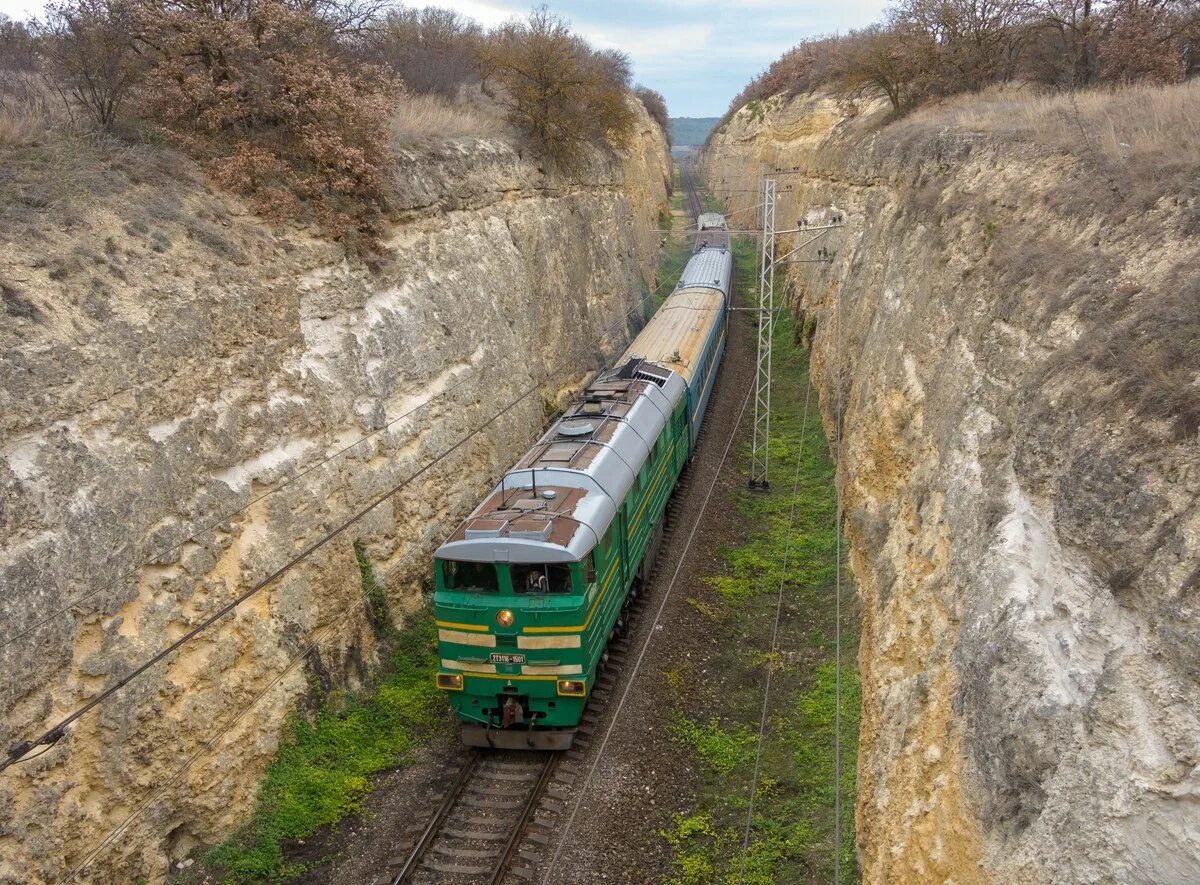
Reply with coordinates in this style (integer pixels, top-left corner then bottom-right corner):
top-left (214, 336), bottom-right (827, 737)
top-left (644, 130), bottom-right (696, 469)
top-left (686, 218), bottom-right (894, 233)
top-left (668, 117), bottom-right (721, 146)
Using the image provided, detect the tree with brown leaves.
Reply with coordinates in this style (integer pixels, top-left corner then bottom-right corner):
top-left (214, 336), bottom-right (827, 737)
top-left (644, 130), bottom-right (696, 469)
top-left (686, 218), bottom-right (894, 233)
top-left (134, 0), bottom-right (399, 245)
top-left (482, 7), bottom-right (636, 168)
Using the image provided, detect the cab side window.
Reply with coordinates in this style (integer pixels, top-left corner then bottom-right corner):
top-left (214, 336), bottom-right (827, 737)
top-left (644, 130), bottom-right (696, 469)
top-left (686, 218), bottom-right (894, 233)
top-left (512, 563), bottom-right (573, 594)
top-left (442, 560), bottom-right (499, 593)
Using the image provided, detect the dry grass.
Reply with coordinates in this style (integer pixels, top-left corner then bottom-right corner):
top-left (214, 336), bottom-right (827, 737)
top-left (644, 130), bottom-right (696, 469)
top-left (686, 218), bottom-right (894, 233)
top-left (878, 81), bottom-right (1200, 229)
top-left (389, 90), bottom-right (509, 148)
top-left (0, 73), bottom-right (68, 147)
top-left (904, 81), bottom-right (1200, 168)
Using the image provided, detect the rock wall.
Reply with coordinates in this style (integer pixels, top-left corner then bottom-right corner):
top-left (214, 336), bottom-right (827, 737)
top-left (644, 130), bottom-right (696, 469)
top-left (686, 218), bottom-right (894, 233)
top-left (702, 91), bottom-right (1200, 883)
top-left (0, 107), bottom-right (669, 882)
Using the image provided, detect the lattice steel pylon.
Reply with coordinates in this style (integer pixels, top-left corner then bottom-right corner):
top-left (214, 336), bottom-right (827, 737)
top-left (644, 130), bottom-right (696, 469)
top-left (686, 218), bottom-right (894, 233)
top-left (748, 176), bottom-right (776, 490)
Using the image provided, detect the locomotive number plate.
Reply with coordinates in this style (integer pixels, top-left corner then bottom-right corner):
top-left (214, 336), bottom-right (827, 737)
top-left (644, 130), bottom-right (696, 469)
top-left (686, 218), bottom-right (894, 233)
top-left (490, 653), bottom-right (526, 665)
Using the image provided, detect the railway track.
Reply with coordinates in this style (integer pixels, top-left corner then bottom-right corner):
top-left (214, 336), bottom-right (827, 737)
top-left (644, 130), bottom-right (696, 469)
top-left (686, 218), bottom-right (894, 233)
top-left (385, 599), bottom-right (651, 885)
top-left (384, 171), bottom-right (722, 884)
top-left (679, 156), bottom-right (703, 223)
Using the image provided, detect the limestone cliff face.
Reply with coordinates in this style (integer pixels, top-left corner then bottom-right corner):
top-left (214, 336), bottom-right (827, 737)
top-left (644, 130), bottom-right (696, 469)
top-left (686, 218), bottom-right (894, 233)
top-left (0, 108), bottom-right (668, 883)
top-left (703, 92), bottom-right (1200, 884)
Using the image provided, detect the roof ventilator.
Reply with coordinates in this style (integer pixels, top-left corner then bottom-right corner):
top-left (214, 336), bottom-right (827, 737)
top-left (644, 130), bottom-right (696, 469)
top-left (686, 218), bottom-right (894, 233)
top-left (557, 418), bottom-right (597, 437)
top-left (509, 517), bottom-right (553, 542)
top-left (466, 518), bottom-right (509, 539)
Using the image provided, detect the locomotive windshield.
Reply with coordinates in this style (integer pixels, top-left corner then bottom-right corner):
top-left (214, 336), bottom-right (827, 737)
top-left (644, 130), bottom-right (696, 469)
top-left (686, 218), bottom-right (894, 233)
top-left (511, 563), bottom-right (573, 594)
top-left (441, 560), bottom-right (500, 593)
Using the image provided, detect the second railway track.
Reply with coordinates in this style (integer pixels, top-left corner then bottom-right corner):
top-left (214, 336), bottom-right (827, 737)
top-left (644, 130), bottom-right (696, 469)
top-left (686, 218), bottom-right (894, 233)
top-left (680, 157), bottom-right (704, 223)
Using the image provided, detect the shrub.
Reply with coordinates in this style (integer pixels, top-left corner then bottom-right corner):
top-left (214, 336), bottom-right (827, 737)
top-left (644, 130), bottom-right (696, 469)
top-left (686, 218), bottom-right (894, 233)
top-left (37, 0), bottom-right (143, 129)
top-left (482, 7), bottom-right (636, 168)
top-left (133, 0), bottom-right (399, 245)
top-left (366, 6), bottom-right (482, 98)
top-left (722, 0), bottom-right (1200, 121)
top-left (634, 84), bottom-right (669, 138)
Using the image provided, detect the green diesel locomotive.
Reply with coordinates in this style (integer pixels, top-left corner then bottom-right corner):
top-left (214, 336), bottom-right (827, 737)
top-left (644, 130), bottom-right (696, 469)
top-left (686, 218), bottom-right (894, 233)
top-left (433, 214), bottom-right (733, 749)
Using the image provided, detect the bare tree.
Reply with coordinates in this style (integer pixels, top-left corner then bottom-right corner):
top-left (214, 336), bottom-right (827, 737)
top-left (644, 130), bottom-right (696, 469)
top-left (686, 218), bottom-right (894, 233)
top-left (837, 20), bottom-right (936, 113)
top-left (896, 0), bottom-right (1033, 93)
top-left (367, 6), bottom-right (483, 96)
top-left (1, 14), bottom-right (39, 72)
top-left (38, 0), bottom-right (143, 128)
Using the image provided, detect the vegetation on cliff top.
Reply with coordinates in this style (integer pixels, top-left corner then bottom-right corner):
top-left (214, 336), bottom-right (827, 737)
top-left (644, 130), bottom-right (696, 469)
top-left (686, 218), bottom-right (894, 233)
top-left (662, 238), bottom-right (860, 883)
top-left (0, 2), bottom-right (668, 247)
top-left (722, 0), bottom-right (1199, 122)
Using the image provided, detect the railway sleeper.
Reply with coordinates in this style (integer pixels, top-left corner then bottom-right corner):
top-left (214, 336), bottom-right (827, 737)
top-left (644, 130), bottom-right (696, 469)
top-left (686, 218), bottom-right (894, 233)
top-left (481, 769), bottom-right (542, 782)
top-left (440, 826), bottom-right (508, 842)
top-left (428, 845), bottom-right (500, 860)
top-left (461, 795), bottom-right (526, 811)
top-left (468, 783), bottom-right (532, 798)
top-left (421, 858), bottom-right (493, 875)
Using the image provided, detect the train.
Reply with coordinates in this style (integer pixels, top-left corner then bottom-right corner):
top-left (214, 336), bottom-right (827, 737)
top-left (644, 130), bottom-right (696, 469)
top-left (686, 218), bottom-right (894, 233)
top-left (431, 212), bottom-right (733, 749)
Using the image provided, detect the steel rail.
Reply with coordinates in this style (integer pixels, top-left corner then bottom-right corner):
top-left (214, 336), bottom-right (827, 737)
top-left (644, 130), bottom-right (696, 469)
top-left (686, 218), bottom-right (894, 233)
top-left (391, 752), bottom-right (483, 884)
top-left (487, 752), bottom-right (560, 885)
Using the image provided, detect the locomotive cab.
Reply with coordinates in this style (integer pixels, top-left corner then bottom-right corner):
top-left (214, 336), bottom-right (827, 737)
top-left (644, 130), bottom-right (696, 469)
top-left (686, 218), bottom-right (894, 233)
top-left (434, 552), bottom-right (600, 750)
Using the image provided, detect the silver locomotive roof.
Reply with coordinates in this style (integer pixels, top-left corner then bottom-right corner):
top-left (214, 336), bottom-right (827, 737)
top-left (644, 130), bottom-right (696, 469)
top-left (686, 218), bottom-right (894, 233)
top-left (436, 231), bottom-right (732, 567)
top-left (436, 362), bottom-right (687, 563)
top-left (697, 212), bottom-right (726, 230)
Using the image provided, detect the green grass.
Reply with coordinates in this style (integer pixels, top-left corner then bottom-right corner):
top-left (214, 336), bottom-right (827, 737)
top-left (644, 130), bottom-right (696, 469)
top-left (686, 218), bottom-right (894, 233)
top-left (647, 177), bottom-right (695, 318)
top-left (204, 602), bottom-right (443, 882)
top-left (662, 235), bottom-right (861, 883)
top-left (672, 715), bottom-right (758, 777)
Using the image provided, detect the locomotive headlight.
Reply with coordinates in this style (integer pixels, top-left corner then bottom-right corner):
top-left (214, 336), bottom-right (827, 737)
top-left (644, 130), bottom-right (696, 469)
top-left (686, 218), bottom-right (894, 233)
top-left (557, 679), bottom-right (586, 697)
top-left (496, 609), bottom-right (515, 628)
top-left (436, 674), bottom-right (464, 691)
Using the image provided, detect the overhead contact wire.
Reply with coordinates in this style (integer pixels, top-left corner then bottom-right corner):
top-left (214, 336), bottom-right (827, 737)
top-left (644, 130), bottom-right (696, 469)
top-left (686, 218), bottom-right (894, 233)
top-left (833, 256), bottom-right (846, 883)
top-left (541, 382), bottom-right (753, 885)
top-left (1, 265), bottom-right (685, 652)
top-left (4, 263), bottom-right (700, 768)
top-left (3, 381), bottom-right (544, 769)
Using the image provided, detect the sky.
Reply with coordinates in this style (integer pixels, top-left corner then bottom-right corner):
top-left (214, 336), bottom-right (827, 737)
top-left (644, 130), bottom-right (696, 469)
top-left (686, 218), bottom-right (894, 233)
top-left (0, 0), bottom-right (891, 116)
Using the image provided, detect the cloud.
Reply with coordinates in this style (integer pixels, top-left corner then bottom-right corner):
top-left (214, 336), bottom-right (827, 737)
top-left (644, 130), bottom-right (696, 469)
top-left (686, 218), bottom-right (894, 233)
top-left (579, 23), bottom-right (714, 63)
top-left (425, 0), bottom-right (526, 27)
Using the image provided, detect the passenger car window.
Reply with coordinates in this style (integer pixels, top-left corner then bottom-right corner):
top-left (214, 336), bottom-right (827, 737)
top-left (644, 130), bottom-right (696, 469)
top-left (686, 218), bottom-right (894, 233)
top-left (442, 560), bottom-right (499, 593)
